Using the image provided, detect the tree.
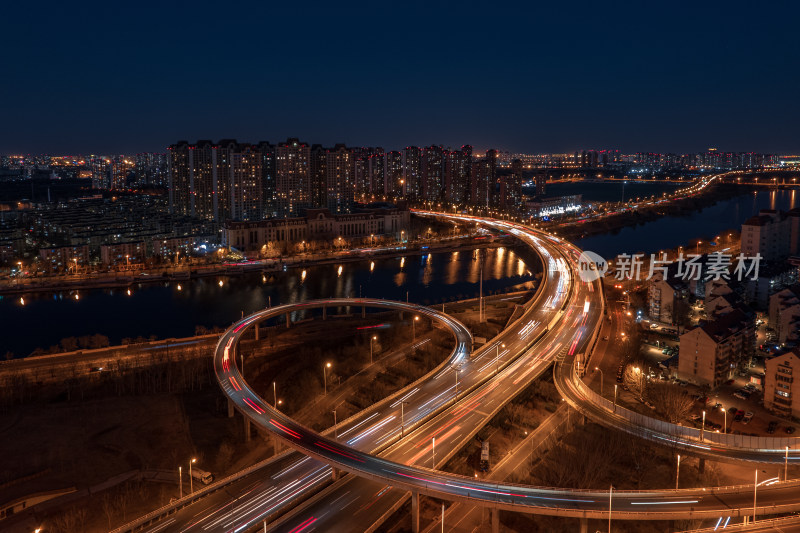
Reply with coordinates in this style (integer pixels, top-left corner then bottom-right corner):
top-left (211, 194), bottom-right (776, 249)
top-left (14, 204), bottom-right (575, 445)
top-left (647, 381), bottom-right (694, 424)
top-left (623, 361), bottom-right (648, 401)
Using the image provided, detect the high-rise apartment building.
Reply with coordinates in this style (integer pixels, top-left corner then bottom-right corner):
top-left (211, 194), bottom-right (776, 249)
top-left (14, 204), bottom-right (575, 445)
top-left (326, 144), bottom-right (354, 214)
top-left (421, 145), bottom-right (444, 203)
top-left (310, 144), bottom-right (328, 209)
top-left (499, 159), bottom-right (523, 211)
top-left (256, 141), bottom-right (277, 219)
top-left (169, 140), bottom-right (272, 222)
top-left (402, 146), bottom-right (423, 201)
top-left (368, 148), bottom-right (385, 197)
top-left (385, 151), bottom-right (404, 199)
top-left (276, 138), bottom-right (312, 217)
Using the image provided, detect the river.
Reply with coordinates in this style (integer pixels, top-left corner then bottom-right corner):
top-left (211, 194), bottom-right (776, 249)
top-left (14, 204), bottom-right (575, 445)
top-left (0, 246), bottom-right (539, 357)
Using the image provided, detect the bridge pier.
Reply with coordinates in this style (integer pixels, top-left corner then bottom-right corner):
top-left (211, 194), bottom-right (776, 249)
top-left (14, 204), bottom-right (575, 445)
top-left (362, 305), bottom-right (366, 318)
top-left (227, 398), bottom-right (234, 418)
top-left (254, 324), bottom-right (259, 341)
top-left (579, 517), bottom-right (588, 533)
top-left (332, 468), bottom-right (340, 481)
top-left (411, 491), bottom-right (420, 533)
top-left (491, 508), bottom-right (499, 533)
top-left (244, 418), bottom-right (251, 442)
top-left (286, 313), bottom-right (291, 328)
top-left (699, 458), bottom-right (705, 474)
top-left (323, 306), bottom-right (327, 320)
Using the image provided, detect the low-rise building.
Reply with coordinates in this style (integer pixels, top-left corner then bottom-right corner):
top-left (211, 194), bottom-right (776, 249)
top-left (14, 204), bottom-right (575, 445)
top-left (100, 242), bottom-right (146, 265)
top-left (39, 245), bottom-right (90, 271)
top-left (764, 351), bottom-right (800, 419)
top-left (678, 309), bottom-right (756, 388)
top-left (222, 205), bottom-right (410, 253)
top-left (769, 285), bottom-right (800, 345)
top-left (647, 272), bottom-right (686, 324)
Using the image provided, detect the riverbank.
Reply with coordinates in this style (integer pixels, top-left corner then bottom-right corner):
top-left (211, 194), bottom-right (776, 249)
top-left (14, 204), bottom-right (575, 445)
top-left (0, 234), bottom-right (513, 297)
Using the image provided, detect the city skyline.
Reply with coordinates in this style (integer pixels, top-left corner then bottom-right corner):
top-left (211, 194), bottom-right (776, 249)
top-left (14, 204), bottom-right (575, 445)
top-left (2, 1), bottom-right (799, 154)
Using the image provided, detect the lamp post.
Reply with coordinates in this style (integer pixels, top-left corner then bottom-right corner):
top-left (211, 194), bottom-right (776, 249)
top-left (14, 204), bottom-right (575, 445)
top-left (324, 362), bottom-right (331, 395)
top-left (432, 437), bottom-right (436, 469)
top-left (401, 401), bottom-right (409, 437)
top-left (676, 454), bottom-right (681, 489)
top-left (701, 410), bottom-right (706, 441)
top-left (333, 409), bottom-right (337, 438)
top-left (370, 335), bottom-right (377, 365)
top-left (179, 466), bottom-right (183, 498)
top-left (454, 369), bottom-right (459, 402)
top-left (273, 381), bottom-right (277, 409)
top-left (786, 446), bottom-right (789, 481)
top-left (189, 458), bottom-right (196, 494)
top-left (495, 343), bottom-right (506, 374)
top-left (613, 384), bottom-right (618, 412)
top-left (722, 407), bottom-right (727, 434)
top-left (413, 315), bottom-right (419, 340)
top-left (608, 484), bottom-right (613, 533)
top-left (595, 366), bottom-right (604, 397)
top-left (753, 469), bottom-right (758, 523)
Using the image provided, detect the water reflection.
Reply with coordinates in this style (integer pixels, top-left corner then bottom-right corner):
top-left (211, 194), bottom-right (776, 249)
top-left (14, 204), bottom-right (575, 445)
top-left (576, 189), bottom-right (800, 258)
top-left (1, 246), bottom-right (539, 357)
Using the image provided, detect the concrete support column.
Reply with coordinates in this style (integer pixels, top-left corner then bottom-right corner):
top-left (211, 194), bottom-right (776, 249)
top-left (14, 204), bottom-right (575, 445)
top-left (332, 468), bottom-right (340, 481)
top-left (286, 313), bottom-right (291, 328)
top-left (323, 306), bottom-right (327, 320)
top-left (254, 324), bottom-right (259, 341)
top-left (244, 418), bottom-right (251, 442)
top-left (227, 398), bottom-right (234, 418)
top-left (699, 458), bottom-right (705, 474)
top-left (411, 491), bottom-right (420, 533)
top-left (491, 508), bottom-right (499, 533)
top-left (362, 306), bottom-right (366, 318)
top-left (579, 517), bottom-right (588, 533)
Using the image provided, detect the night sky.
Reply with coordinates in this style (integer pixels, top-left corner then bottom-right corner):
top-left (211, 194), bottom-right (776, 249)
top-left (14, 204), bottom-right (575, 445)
top-left (2, 1), bottom-right (798, 154)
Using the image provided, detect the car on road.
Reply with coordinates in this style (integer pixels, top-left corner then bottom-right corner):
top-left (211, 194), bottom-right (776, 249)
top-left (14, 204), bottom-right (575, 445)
top-left (734, 410), bottom-right (745, 422)
top-left (742, 411), bottom-right (754, 424)
top-left (767, 421), bottom-right (778, 434)
top-left (727, 406), bottom-right (738, 414)
top-left (787, 426), bottom-right (796, 435)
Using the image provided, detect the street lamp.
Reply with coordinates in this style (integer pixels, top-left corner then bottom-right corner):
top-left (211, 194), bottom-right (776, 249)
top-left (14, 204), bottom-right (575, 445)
top-left (333, 409), bottom-right (338, 438)
top-left (189, 458), bottom-right (197, 494)
top-left (413, 315), bottom-right (419, 340)
top-left (721, 406), bottom-right (727, 434)
top-left (700, 410), bottom-right (706, 441)
top-left (401, 401), bottom-right (410, 437)
top-left (324, 362), bottom-right (332, 395)
top-left (495, 343), bottom-right (506, 374)
top-left (676, 454), bottom-right (681, 489)
top-left (273, 381), bottom-right (277, 409)
top-left (595, 366), bottom-right (604, 397)
top-left (432, 437), bottom-right (436, 469)
top-left (786, 446), bottom-right (789, 481)
top-left (179, 466), bottom-right (183, 498)
top-left (613, 384), bottom-right (618, 412)
top-left (370, 335), bottom-right (377, 365)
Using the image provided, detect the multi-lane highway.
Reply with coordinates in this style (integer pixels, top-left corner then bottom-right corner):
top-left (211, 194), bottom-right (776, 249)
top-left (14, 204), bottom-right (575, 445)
top-left (211, 214), bottom-right (800, 530)
top-left (121, 211), bottom-right (800, 533)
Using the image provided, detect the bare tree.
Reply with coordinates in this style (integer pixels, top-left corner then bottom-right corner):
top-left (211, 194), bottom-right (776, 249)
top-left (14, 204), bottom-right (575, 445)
top-left (101, 492), bottom-right (117, 529)
top-left (623, 361), bottom-right (648, 401)
top-left (647, 381), bottom-right (694, 424)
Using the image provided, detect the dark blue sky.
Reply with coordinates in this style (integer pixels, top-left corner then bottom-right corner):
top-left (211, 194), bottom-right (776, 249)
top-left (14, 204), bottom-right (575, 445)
top-left (2, 1), bottom-right (798, 154)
